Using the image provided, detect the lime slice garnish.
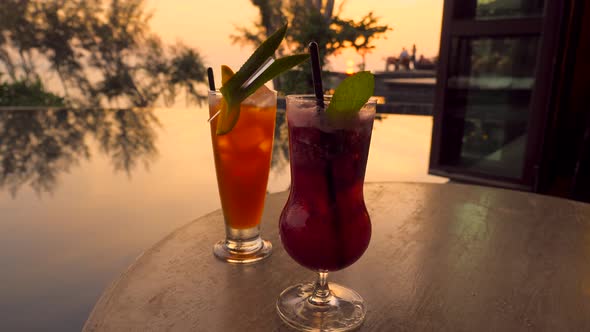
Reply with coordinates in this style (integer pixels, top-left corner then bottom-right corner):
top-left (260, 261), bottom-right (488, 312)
top-left (215, 65), bottom-right (239, 134)
top-left (221, 65), bottom-right (234, 85)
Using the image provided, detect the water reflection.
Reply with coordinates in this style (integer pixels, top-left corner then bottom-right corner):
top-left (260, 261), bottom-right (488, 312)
top-left (271, 110), bottom-right (289, 174)
top-left (95, 109), bottom-right (159, 174)
top-left (0, 108), bottom-right (159, 196)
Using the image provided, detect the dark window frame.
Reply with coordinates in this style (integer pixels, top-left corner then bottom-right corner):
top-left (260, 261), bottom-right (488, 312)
top-left (430, 0), bottom-right (567, 190)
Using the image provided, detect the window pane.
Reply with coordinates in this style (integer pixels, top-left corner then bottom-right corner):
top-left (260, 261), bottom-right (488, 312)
top-left (440, 36), bottom-right (539, 179)
top-left (448, 37), bottom-right (538, 88)
top-left (455, 0), bottom-right (545, 20)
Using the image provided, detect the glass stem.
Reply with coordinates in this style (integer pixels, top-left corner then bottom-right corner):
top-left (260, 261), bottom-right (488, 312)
top-left (308, 271), bottom-right (332, 306)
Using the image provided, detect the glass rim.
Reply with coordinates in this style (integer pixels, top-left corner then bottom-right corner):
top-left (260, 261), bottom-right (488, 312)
top-left (208, 89), bottom-right (278, 96)
top-left (286, 94), bottom-right (379, 104)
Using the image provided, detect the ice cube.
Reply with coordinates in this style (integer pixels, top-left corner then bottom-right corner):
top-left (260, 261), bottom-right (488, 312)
top-left (215, 135), bottom-right (231, 150)
top-left (218, 151), bottom-right (233, 164)
top-left (229, 126), bottom-right (265, 150)
top-left (258, 140), bottom-right (272, 153)
top-left (287, 102), bottom-right (319, 128)
top-left (243, 84), bottom-right (275, 107)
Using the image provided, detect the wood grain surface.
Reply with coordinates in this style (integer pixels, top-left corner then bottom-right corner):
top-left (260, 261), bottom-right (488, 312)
top-left (83, 183), bottom-right (590, 331)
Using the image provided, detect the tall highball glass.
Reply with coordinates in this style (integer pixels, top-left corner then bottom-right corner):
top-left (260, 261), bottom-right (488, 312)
top-left (207, 88), bottom-right (276, 264)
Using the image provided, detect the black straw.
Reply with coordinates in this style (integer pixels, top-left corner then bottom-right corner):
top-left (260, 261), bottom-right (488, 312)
top-left (309, 42), bottom-right (343, 266)
top-left (207, 67), bottom-right (215, 91)
top-left (308, 42), bottom-right (325, 110)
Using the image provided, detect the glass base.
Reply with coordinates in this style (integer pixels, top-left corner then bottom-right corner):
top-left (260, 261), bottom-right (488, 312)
top-left (276, 282), bottom-right (366, 331)
top-left (213, 237), bottom-right (272, 264)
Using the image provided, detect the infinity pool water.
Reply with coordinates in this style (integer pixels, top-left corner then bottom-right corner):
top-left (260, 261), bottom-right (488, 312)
top-left (0, 107), bottom-right (445, 331)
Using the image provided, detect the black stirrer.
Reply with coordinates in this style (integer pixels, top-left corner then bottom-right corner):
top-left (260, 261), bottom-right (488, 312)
top-left (308, 42), bottom-right (325, 110)
top-left (207, 67), bottom-right (215, 91)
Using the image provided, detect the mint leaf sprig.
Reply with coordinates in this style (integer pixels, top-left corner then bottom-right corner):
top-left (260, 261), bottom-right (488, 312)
top-left (326, 71), bottom-right (375, 116)
top-left (217, 24), bottom-right (309, 135)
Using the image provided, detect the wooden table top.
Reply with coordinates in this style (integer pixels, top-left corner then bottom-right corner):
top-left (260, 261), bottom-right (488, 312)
top-left (83, 182), bottom-right (590, 331)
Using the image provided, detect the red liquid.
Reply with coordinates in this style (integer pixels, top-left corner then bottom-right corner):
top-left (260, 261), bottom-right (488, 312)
top-left (279, 112), bottom-right (374, 271)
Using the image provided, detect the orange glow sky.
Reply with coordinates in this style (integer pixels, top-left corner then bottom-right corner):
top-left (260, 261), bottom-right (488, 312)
top-left (147, 0), bottom-right (443, 76)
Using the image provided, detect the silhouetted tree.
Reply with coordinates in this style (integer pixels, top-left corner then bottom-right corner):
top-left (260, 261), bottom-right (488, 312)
top-left (335, 13), bottom-right (390, 71)
top-left (0, 0), bottom-right (207, 107)
top-left (232, 0), bottom-right (390, 93)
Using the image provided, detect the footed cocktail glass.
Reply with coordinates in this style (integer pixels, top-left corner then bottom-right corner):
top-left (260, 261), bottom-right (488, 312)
top-left (208, 88), bottom-right (276, 264)
top-left (277, 95), bottom-right (377, 331)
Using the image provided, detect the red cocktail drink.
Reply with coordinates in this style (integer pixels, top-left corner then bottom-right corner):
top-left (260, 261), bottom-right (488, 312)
top-left (279, 99), bottom-right (374, 271)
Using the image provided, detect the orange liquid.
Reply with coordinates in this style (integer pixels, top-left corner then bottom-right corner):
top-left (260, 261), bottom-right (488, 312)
top-left (209, 102), bottom-right (276, 229)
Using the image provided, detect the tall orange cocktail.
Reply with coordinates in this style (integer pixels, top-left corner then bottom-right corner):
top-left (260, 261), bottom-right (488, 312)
top-left (205, 23), bottom-right (309, 263)
top-left (208, 88), bottom-right (276, 263)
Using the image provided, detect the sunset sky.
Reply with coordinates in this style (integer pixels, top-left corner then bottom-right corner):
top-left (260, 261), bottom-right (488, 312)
top-left (146, 0), bottom-right (444, 76)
